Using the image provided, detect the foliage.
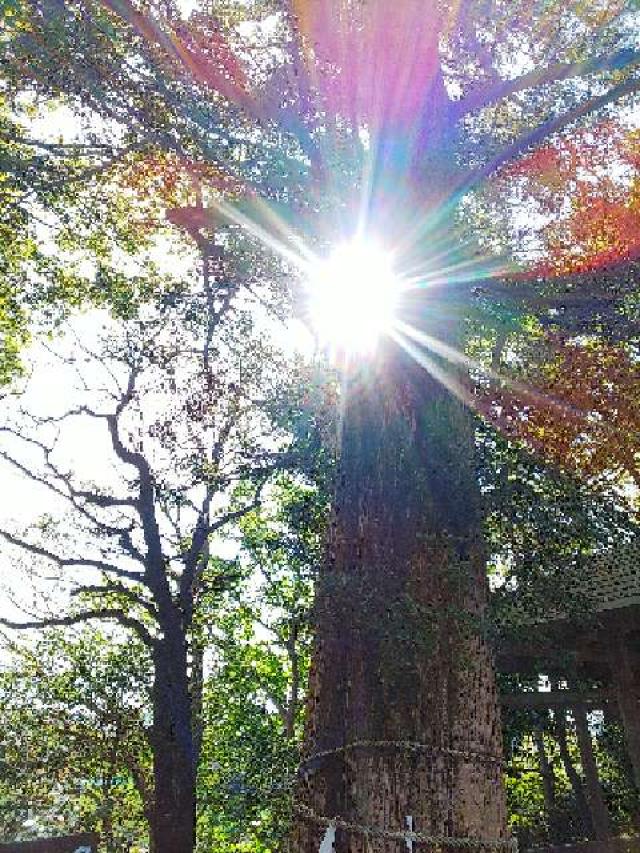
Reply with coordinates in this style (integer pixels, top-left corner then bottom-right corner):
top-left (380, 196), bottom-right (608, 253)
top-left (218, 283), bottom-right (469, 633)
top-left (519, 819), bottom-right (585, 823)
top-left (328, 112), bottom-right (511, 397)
top-left (501, 702), bottom-right (640, 847)
top-left (0, 629), bottom-right (151, 851)
top-left (196, 477), bottom-right (327, 851)
top-left (1, 0), bottom-right (640, 848)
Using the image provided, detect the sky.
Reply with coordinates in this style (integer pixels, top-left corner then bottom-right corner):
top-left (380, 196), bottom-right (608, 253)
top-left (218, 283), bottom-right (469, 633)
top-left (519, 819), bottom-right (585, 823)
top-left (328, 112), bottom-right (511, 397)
top-left (0, 283), bottom-right (315, 625)
top-left (3, 0), bottom-right (640, 646)
top-left (1, 80), bottom-right (315, 632)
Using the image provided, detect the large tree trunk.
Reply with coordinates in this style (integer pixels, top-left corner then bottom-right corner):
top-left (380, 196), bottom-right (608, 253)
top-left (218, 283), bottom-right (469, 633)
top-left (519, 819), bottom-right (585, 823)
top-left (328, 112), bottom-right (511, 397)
top-left (150, 633), bottom-right (196, 853)
top-left (292, 348), bottom-right (508, 852)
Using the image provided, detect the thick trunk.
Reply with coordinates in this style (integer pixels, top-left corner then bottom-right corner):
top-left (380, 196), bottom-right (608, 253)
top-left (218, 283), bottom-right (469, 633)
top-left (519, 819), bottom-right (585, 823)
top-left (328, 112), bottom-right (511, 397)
top-left (150, 634), bottom-right (196, 853)
top-left (292, 351), bottom-right (508, 852)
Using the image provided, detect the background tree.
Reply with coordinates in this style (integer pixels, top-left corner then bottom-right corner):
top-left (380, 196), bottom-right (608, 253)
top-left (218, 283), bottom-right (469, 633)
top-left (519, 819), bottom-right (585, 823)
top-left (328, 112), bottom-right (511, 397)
top-left (0, 629), bottom-right (152, 851)
top-left (0, 68), bottom-right (189, 382)
top-left (0, 234), bottom-right (297, 852)
top-left (195, 476), bottom-right (327, 851)
top-left (0, 458), bottom-right (331, 852)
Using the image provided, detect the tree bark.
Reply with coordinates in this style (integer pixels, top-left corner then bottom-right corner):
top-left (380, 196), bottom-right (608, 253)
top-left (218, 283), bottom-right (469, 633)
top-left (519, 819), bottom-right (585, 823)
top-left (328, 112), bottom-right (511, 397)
top-left (150, 632), bottom-right (197, 853)
top-left (292, 349), bottom-right (507, 852)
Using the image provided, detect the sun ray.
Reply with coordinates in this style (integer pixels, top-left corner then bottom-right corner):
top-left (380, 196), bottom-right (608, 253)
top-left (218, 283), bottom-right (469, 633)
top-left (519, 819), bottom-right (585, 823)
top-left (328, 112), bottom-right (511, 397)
top-left (390, 319), bottom-right (635, 463)
top-left (394, 319), bottom-right (590, 424)
top-left (389, 327), bottom-right (475, 407)
top-left (203, 193), bottom-right (316, 272)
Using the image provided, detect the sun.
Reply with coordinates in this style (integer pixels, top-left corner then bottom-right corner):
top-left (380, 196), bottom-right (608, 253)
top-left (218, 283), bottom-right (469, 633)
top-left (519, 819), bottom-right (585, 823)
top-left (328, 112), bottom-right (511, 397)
top-left (305, 240), bottom-right (402, 354)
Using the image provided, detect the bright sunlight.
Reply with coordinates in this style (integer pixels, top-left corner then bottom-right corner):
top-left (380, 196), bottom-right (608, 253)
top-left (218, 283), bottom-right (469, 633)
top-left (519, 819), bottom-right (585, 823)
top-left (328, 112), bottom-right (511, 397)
top-left (305, 240), bottom-right (403, 354)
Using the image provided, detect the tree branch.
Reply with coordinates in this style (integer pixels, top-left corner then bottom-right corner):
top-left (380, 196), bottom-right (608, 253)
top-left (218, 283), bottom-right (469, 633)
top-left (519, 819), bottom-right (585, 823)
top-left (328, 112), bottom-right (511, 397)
top-left (71, 583), bottom-right (159, 621)
top-left (105, 367), bottom-right (175, 619)
top-left (0, 446), bottom-right (137, 542)
top-left (0, 527), bottom-right (143, 582)
top-left (462, 74), bottom-right (640, 188)
top-left (0, 133), bottom-right (121, 152)
top-left (455, 49), bottom-right (640, 118)
top-left (178, 476), bottom-right (269, 627)
top-left (0, 608), bottom-right (156, 647)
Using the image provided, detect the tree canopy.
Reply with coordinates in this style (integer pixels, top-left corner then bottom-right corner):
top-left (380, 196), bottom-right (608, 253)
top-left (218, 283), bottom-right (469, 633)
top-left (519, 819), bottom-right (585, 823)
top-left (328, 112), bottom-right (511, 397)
top-left (1, 1), bottom-right (639, 851)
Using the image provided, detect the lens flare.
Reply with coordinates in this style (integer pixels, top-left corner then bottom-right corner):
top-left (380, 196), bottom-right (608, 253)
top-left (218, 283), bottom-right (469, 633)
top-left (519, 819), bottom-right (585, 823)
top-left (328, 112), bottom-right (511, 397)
top-left (305, 240), bottom-right (402, 353)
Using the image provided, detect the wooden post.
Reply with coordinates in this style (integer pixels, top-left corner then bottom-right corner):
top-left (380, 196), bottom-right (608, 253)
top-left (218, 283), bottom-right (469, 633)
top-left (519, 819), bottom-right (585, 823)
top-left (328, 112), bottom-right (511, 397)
top-left (533, 719), bottom-right (561, 842)
top-left (612, 635), bottom-right (640, 795)
top-left (554, 706), bottom-right (594, 838)
top-left (573, 701), bottom-right (613, 843)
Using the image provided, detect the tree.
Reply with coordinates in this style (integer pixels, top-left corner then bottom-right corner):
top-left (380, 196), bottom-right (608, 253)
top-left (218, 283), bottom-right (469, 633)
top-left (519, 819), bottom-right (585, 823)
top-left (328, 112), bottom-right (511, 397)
top-left (484, 122), bottom-right (640, 496)
top-left (0, 629), bottom-right (152, 851)
top-left (3, 0), bottom-right (640, 850)
top-left (0, 235), bottom-right (294, 852)
top-left (281, 5), bottom-right (640, 849)
top-left (0, 75), bottom-right (185, 383)
top-left (196, 476), bottom-right (326, 851)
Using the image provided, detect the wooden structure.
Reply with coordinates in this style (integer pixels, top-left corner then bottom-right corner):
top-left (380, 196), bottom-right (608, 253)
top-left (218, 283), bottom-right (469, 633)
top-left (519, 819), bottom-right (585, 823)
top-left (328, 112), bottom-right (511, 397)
top-left (0, 834), bottom-right (99, 852)
top-left (497, 543), bottom-right (640, 849)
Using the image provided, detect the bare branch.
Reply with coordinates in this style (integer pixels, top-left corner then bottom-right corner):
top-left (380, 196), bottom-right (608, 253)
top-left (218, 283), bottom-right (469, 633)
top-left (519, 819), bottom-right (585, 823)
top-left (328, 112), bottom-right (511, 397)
top-left (74, 489), bottom-right (137, 509)
top-left (101, 367), bottom-right (176, 621)
top-left (461, 74), bottom-right (640, 187)
top-left (0, 429), bottom-right (141, 563)
top-left (106, 369), bottom-right (148, 476)
top-left (72, 583), bottom-right (159, 621)
top-left (178, 473), bottom-right (270, 627)
top-left (207, 496), bottom-right (262, 536)
top-left (0, 527), bottom-right (143, 582)
top-left (30, 405), bottom-right (107, 425)
top-left (0, 446), bottom-right (134, 528)
top-left (0, 133), bottom-right (123, 155)
top-left (65, 330), bottom-right (129, 397)
top-left (0, 608), bottom-right (156, 647)
top-left (455, 49), bottom-right (640, 118)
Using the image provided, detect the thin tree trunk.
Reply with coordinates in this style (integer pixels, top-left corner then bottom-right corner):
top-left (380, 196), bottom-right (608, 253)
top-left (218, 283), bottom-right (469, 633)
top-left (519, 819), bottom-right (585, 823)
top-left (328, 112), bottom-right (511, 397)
top-left (127, 757), bottom-right (156, 852)
top-left (292, 351), bottom-right (507, 852)
top-left (533, 719), bottom-right (560, 842)
top-left (285, 619), bottom-right (301, 740)
top-left (554, 708), bottom-right (593, 839)
top-left (150, 634), bottom-right (196, 853)
top-left (573, 701), bottom-right (613, 843)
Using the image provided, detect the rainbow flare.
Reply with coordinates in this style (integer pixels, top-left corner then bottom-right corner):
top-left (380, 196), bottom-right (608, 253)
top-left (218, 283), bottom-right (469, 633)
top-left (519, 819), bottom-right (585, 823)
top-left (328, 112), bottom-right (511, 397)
top-left (97, 0), bottom-right (640, 474)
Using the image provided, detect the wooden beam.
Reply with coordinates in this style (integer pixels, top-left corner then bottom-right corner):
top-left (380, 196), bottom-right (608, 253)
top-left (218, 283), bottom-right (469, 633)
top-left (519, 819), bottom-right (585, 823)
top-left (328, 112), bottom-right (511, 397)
top-left (574, 699), bottom-right (613, 842)
top-left (501, 689), bottom-right (613, 709)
